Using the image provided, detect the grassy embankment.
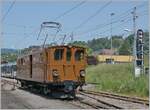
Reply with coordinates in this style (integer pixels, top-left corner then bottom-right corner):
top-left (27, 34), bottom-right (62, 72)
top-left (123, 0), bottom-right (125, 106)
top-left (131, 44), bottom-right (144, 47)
top-left (86, 56), bottom-right (149, 98)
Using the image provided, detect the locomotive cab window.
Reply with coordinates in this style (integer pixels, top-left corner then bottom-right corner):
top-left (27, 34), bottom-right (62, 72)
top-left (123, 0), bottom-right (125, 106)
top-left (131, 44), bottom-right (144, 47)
top-left (75, 50), bottom-right (84, 61)
top-left (54, 49), bottom-right (64, 60)
top-left (67, 48), bottom-right (71, 61)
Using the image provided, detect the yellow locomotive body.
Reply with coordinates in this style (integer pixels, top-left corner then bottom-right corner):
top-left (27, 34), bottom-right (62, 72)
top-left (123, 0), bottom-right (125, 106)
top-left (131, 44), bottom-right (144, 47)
top-left (16, 45), bottom-right (86, 98)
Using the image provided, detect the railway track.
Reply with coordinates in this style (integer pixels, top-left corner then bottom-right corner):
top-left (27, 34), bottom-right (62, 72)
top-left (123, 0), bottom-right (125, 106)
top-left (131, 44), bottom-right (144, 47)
top-left (2, 78), bottom-right (119, 109)
top-left (82, 90), bottom-right (149, 106)
top-left (77, 92), bottom-right (123, 109)
top-left (1, 78), bottom-right (149, 109)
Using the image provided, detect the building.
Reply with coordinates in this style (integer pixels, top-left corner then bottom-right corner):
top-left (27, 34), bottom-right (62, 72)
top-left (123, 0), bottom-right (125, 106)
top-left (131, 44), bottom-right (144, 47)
top-left (97, 55), bottom-right (133, 63)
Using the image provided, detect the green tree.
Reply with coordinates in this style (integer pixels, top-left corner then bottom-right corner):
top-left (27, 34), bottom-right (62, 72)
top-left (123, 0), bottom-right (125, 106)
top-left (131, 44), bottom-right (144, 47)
top-left (119, 40), bottom-right (131, 55)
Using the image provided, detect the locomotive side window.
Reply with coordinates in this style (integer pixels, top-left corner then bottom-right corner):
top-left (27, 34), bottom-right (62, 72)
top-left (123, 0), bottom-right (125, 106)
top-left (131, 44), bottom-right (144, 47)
top-left (75, 50), bottom-right (84, 61)
top-left (66, 48), bottom-right (71, 61)
top-left (54, 49), bottom-right (64, 60)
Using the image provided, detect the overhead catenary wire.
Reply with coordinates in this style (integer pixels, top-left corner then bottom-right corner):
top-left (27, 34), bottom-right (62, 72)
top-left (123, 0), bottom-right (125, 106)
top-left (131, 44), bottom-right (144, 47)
top-left (111, 2), bottom-right (147, 22)
top-left (36, 1), bottom-right (86, 44)
top-left (74, 12), bottom-right (148, 39)
top-left (75, 2), bottom-right (147, 35)
top-left (75, 6), bottom-right (147, 34)
top-left (4, 23), bottom-right (35, 28)
top-left (73, 1), bottom-right (112, 31)
top-left (74, 17), bottom-right (132, 40)
top-left (72, 2), bottom-right (146, 33)
top-left (74, 16), bottom-right (132, 36)
top-left (73, 3), bottom-right (147, 37)
top-left (2, 0), bottom-right (16, 21)
top-left (3, 2), bottom-right (148, 48)
top-left (49, 0), bottom-right (86, 43)
top-left (53, 0), bottom-right (86, 21)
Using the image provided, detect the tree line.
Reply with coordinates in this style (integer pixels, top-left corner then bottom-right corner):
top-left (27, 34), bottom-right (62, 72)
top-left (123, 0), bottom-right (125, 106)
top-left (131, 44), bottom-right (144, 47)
top-left (70, 31), bottom-right (149, 55)
top-left (1, 31), bottom-right (149, 62)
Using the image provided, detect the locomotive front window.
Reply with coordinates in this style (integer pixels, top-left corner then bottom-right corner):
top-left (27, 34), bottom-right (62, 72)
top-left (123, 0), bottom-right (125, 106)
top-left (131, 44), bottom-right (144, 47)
top-left (54, 49), bottom-right (64, 60)
top-left (67, 48), bottom-right (71, 61)
top-left (75, 50), bottom-right (84, 61)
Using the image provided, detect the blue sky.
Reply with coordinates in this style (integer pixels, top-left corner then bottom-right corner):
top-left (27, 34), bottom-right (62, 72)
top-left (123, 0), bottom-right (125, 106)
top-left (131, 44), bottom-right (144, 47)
top-left (2, 0), bottom-right (148, 49)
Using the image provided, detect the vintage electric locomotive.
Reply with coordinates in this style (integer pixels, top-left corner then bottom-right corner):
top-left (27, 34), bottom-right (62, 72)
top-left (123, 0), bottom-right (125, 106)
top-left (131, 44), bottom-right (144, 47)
top-left (16, 45), bottom-right (86, 98)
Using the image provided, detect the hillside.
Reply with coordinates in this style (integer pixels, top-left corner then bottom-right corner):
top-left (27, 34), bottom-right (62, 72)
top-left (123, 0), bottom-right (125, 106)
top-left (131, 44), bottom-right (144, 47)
top-left (1, 48), bottom-right (18, 54)
top-left (1, 49), bottom-right (18, 62)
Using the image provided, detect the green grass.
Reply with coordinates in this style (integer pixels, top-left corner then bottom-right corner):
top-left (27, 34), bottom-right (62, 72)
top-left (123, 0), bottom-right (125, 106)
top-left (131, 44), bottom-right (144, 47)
top-left (86, 63), bottom-right (149, 98)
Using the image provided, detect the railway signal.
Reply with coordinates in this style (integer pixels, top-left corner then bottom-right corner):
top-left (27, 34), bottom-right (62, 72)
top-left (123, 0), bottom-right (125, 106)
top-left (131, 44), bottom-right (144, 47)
top-left (136, 29), bottom-right (144, 67)
top-left (135, 29), bottom-right (144, 77)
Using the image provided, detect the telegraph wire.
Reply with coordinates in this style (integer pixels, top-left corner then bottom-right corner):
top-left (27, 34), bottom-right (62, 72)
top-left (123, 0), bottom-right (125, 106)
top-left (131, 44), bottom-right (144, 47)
top-left (2, 0), bottom-right (16, 21)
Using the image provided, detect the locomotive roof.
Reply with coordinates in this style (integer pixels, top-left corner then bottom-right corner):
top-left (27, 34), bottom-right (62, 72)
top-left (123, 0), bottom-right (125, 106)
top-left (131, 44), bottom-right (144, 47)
top-left (17, 45), bottom-right (85, 59)
top-left (47, 45), bottom-right (86, 49)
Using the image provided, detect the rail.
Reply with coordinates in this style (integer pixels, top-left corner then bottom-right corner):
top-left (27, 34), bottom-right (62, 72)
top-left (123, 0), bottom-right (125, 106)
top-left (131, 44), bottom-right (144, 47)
top-left (82, 90), bottom-right (149, 106)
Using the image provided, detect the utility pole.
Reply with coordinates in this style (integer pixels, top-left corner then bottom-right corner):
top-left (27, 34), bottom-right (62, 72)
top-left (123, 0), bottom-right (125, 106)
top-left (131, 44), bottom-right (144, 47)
top-left (110, 13), bottom-right (115, 64)
top-left (131, 7), bottom-right (138, 77)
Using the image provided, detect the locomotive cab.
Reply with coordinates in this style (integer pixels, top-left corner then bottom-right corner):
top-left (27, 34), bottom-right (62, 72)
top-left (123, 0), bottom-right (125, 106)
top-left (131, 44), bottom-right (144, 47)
top-left (46, 46), bottom-right (86, 96)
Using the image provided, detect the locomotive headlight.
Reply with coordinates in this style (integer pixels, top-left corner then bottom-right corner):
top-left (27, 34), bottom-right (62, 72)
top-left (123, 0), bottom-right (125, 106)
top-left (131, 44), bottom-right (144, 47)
top-left (80, 70), bottom-right (85, 77)
top-left (52, 70), bottom-right (59, 77)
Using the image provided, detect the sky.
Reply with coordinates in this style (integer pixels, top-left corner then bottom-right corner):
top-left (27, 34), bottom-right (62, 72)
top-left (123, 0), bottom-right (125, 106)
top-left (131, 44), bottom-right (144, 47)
top-left (1, 0), bottom-right (149, 49)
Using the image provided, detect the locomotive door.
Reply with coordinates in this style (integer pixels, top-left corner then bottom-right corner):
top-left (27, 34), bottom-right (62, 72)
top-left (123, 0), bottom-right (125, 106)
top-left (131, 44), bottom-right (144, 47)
top-left (51, 48), bottom-right (65, 81)
top-left (64, 48), bottom-right (76, 80)
top-left (74, 48), bottom-right (86, 80)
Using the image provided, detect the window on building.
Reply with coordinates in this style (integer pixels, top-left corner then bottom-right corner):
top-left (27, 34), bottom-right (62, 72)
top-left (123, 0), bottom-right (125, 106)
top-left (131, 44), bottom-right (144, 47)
top-left (106, 58), bottom-right (114, 64)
